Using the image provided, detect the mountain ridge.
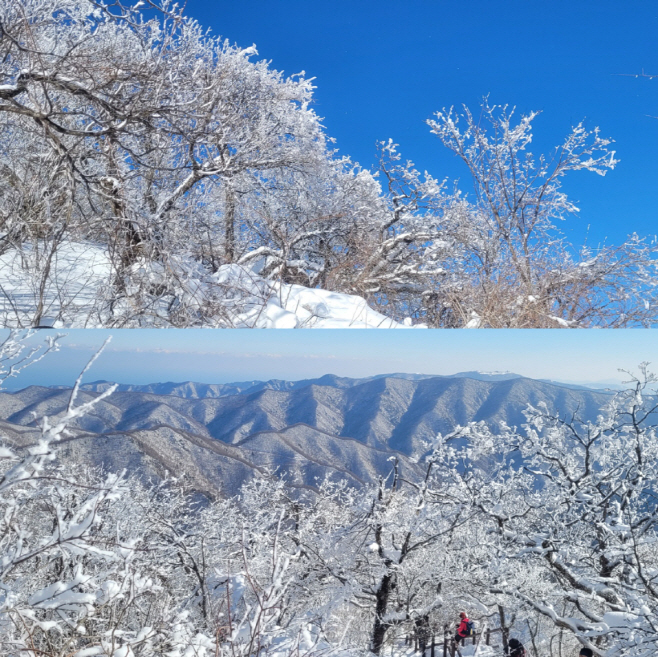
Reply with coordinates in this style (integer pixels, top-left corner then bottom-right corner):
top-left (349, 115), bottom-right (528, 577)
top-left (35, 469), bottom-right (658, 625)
top-left (0, 373), bottom-right (624, 498)
top-left (45, 371), bottom-right (615, 399)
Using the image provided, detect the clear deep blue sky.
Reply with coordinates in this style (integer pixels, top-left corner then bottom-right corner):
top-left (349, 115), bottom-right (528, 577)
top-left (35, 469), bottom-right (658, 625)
top-left (183, 0), bottom-right (658, 248)
top-left (8, 329), bottom-right (658, 389)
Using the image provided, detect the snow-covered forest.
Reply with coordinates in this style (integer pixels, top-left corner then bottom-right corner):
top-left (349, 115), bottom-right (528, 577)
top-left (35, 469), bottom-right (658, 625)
top-left (2, 0), bottom-right (658, 327)
top-left (3, 331), bottom-right (658, 657)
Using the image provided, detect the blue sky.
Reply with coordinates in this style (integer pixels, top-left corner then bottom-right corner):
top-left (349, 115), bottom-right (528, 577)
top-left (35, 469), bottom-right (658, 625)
top-left (183, 0), bottom-right (658, 248)
top-left (7, 329), bottom-right (658, 389)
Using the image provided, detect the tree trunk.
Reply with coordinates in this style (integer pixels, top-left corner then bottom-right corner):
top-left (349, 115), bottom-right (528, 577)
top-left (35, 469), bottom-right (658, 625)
top-left (224, 183), bottom-right (236, 264)
top-left (415, 614), bottom-right (431, 655)
top-left (499, 605), bottom-right (509, 656)
top-left (371, 572), bottom-right (394, 655)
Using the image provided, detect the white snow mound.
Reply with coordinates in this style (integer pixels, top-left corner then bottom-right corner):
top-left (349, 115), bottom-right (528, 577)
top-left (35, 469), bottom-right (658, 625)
top-left (212, 264), bottom-right (423, 328)
top-left (0, 243), bottom-right (423, 328)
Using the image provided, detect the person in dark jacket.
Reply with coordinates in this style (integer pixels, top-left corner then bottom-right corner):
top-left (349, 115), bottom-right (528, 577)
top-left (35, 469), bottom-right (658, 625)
top-left (579, 649), bottom-right (593, 657)
top-left (454, 612), bottom-right (469, 645)
top-left (508, 638), bottom-right (525, 657)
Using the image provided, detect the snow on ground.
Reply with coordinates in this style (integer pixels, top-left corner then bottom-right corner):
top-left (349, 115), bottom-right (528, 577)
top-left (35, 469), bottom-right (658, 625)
top-left (382, 644), bottom-right (498, 657)
top-left (458, 645), bottom-right (497, 657)
top-left (213, 264), bottom-right (423, 328)
top-left (0, 241), bottom-right (111, 327)
top-left (0, 243), bottom-right (423, 328)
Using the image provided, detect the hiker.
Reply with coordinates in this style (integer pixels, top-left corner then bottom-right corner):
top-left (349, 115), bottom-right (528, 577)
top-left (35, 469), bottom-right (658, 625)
top-left (454, 612), bottom-right (470, 645)
top-left (578, 650), bottom-right (593, 657)
top-left (508, 638), bottom-right (526, 657)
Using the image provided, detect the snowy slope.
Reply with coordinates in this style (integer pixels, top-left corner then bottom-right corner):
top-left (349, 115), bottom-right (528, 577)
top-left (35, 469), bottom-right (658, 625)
top-left (3, 374), bottom-right (616, 460)
top-left (0, 242), bottom-right (421, 328)
top-left (211, 264), bottom-right (421, 328)
top-left (0, 242), bottom-right (111, 327)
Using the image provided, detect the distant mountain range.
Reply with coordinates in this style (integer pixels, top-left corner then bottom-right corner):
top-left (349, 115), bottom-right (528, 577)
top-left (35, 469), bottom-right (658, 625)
top-left (1, 372), bottom-right (619, 497)
top-left (55, 370), bottom-right (612, 398)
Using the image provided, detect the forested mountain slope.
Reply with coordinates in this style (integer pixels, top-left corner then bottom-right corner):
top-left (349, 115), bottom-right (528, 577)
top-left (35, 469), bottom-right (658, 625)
top-left (0, 373), bottom-right (616, 495)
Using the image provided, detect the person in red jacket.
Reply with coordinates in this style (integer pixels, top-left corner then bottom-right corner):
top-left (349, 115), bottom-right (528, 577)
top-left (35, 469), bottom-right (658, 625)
top-left (455, 612), bottom-right (469, 645)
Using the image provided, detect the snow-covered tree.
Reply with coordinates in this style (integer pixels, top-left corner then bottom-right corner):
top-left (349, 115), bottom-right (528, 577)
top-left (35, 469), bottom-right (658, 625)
top-left (421, 103), bottom-right (658, 328)
top-left (0, 0), bottom-right (331, 326)
top-left (2, 2), bottom-right (658, 327)
top-left (434, 365), bottom-right (658, 656)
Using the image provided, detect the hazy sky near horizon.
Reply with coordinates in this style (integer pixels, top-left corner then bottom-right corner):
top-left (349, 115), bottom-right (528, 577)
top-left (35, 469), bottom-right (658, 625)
top-left (5, 329), bottom-right (658, 389)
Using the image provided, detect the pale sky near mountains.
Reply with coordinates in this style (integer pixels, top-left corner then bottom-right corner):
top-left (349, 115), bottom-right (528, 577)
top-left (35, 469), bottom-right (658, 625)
top-left (7, 330), bottom-right (658, 389)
